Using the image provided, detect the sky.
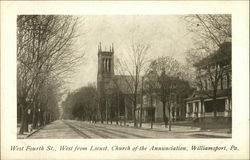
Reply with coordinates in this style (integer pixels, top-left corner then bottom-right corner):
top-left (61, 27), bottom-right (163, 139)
top-left (66, 15), bottom-right (197, 91)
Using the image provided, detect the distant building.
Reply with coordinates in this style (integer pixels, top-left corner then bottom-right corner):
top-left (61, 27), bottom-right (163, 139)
top-left (185, 42), bottom-right (232, 122)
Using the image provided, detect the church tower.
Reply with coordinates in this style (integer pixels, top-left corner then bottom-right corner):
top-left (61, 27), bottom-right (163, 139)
top-left (97, 42), bottom-right (114, 81)
top-left (97, 43), bottom-right (115, 120)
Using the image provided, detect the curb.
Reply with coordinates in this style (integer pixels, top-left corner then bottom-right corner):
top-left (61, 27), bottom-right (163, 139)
top-left (92, 122), bottom-right (200, 133)
top-left (192, 133), bottom-right (232, 138)
top-left (25, 126), bottom-right (44, 138)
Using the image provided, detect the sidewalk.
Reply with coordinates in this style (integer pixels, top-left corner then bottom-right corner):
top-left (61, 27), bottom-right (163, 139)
top-left (96, 121), bottom-right (232, 138)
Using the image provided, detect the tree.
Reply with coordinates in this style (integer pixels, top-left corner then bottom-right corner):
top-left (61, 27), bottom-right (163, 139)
top-left (17, 15), bottom-right (84, 134)
top-left (148, 56), bottom-right (190, 131)
top-left (143, 69), bottom-right (158, 129)
top-left (115, 25), bottom-right (151, 128)
top-left (62, 84), bottom-right (99, 122)
top-left (184, 14), bottom-right (231, 52)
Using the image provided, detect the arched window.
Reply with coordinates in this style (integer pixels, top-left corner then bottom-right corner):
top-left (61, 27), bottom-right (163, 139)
top-left (109, 59), bottom-right (112, 72)
top-left (105, 58), bottom-right (108, 72)
top-left (103, 59), bottom-right (105, 72)
top-left (107, 59), bottom-right (110, 72)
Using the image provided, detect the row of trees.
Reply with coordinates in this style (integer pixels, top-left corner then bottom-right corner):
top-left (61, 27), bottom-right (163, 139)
top-left (17, 15), bottom-right (83, 134)
top-left (61, 84), bottom-right (98, 122)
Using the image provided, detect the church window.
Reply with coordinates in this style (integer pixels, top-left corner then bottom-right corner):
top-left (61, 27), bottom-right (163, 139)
top-left (105, 59), bottom-right (108, 72)
top-left (103, 59), bottom-right (105, 72)
top-left (107, 59), bottom-right (110, 72)
top-left (109, 59), bottom-right (112, 72)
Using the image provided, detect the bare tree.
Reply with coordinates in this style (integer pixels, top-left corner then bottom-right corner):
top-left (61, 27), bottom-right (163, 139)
top-left (115, 38), bottom-right (151, 127)
top-left (143, 69), bottom-right (159, 129)
top-left (184, 14), bottom-right (231, 51)
top-left (17, 15), bottom-right (84, 134)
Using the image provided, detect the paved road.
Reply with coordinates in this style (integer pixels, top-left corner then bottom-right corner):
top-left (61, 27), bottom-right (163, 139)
top-left (28, 120), bottom-right (229, 139)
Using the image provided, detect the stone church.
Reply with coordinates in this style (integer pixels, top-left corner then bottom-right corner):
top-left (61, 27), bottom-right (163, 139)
top-left (97, 43), bottom-right (134, 123)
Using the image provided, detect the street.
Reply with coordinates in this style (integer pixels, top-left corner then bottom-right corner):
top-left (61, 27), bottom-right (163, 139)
top-left (27, 120), bottom-right (230, 139)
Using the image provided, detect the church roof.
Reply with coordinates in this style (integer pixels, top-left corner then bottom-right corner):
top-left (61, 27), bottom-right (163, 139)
top-left (112, 75), bottom-right (143, 94)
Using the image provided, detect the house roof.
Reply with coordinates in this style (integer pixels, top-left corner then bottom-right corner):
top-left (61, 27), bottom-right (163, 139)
top-left (185, 88), bottom-right (231, 101)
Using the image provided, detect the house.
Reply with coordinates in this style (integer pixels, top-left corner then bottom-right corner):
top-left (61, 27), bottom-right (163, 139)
top-left (185, 42), bottom-right (232, 123)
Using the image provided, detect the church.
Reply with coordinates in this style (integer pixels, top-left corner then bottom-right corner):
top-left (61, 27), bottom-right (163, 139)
top-left (97, 43), bottom-right (134, 124)
top-left (96, 43), bottom-right (187, 124)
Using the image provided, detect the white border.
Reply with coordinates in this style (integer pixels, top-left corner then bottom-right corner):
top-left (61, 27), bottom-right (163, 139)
top-left (1, 1), bottom-right (249, 159)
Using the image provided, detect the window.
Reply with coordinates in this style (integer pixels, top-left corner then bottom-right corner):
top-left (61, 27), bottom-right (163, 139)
top-left (204, 101), bottom-right (213, 112)
top-left (216, 99), bottom-right (225, 112)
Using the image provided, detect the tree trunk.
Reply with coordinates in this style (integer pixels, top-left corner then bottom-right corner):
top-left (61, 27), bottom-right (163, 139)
top-left (99, 102), bottom-right (104, 123)
top-left (133, 107), bottom-right (137, 127)
top-left (151, 110), bottom-right (155, 129)
top-left (168, 106), bottom-right (171, 131)
top-left (140, 78), bottom-right (144, 128)
top-left (117, 92), bottom-right (120, 125)
top-left (100, 109), bottom-right (104, 124)
top-left (162, 101), bottom-right (168, 128)
top-left (19, 107), bottom-right (29, 134)
top-left (116, 111), bottom-right (118, 125)
top-left (213, 98), bottom-right (217, 117)
top-left (134, 68), bottom-right (138, 128)
top-left (43, 111), bottom-right (47, 125)
top-left (150, 94), bottom-right (153, 129)
top-left (213, 87), bottom-right (218, 117)
top-left (124, 104), bottom-right (127, 126)
top-left (32, 104), bottom-right (38, 129)
top-left (106, 99), bottom-right (108, 124)
top-left (133, 97), bottom-right (137, 127)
